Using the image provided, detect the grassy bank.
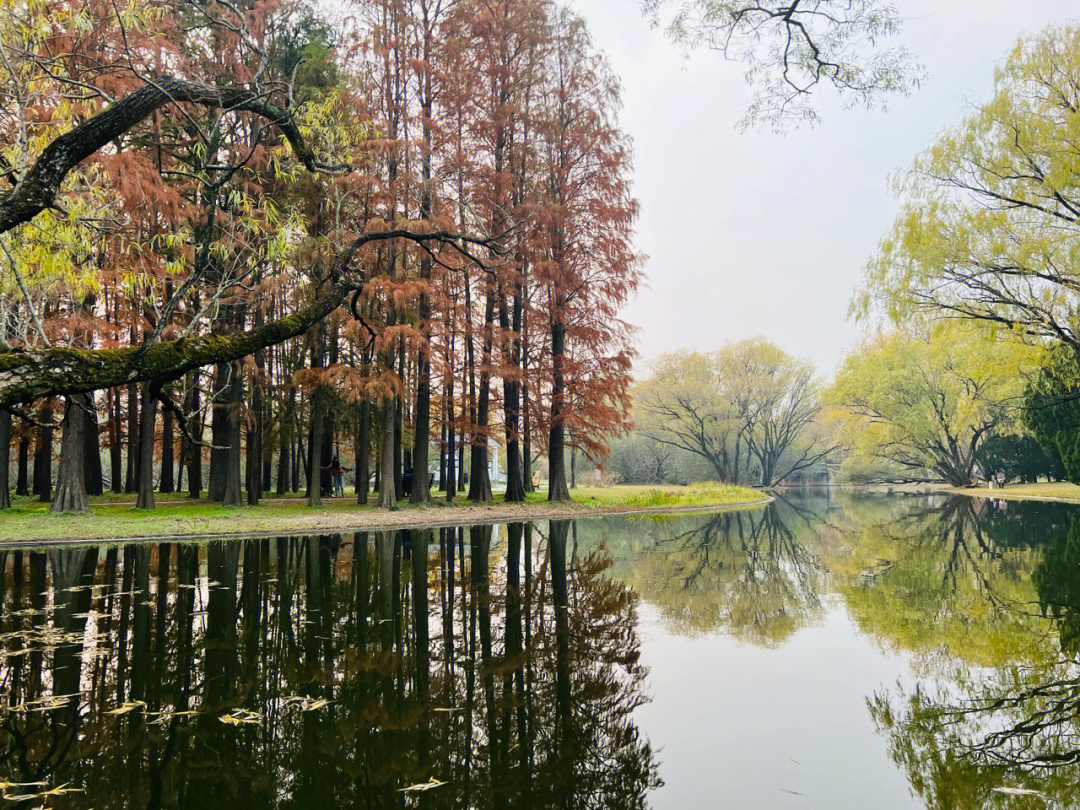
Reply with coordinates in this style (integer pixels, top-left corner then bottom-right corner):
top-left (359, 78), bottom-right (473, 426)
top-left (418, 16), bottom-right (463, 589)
top-left (0, 483), bottom-right (767, 544)
top-left (950, 481), bottom-right (1080, 504)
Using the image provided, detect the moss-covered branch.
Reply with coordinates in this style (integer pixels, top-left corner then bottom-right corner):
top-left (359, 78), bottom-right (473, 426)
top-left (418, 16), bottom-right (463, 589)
top-left (0, 280), bottom-right (349, 407)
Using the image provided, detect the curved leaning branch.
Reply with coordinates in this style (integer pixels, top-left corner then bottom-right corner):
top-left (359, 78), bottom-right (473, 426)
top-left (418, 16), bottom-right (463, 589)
top-left (0, 76), bottom-right (344, 234)
top-left (0, 228), bottom-right (496, 407)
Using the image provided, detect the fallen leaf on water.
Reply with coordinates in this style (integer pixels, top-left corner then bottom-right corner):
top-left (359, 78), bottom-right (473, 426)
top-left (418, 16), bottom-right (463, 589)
top-left (106, 700), bottom-right (146, 716)
top-left (992, 787), bottom-right (1046, 797)
top-left (398, 779), bottom-right (446, 793)
top-left (219, 709), bottom-right (262, 725)
top-left (3, 782), bottom-right (84, 801)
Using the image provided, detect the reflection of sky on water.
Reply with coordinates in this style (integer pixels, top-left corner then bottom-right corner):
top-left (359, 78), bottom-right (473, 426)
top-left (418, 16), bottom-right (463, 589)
top-left (636, 601), bottom-right (919, 809)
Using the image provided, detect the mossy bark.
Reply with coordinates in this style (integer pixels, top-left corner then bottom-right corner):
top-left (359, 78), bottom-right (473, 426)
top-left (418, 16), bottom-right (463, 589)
top-left (0, 280), bottom-right (349, 409)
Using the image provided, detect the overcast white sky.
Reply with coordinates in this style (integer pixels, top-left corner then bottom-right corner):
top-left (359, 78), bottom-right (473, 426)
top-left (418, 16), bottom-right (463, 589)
top-left (571, 1), bottom-right (1078, 375)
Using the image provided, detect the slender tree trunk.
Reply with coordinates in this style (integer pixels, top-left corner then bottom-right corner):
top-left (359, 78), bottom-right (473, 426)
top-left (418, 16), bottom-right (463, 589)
top-left (439, 419), bottom-right (447, 491)
top-left (276, 398), bottom-right (289, 496)
top-left (446, 384), bottom-right (456, 502)
top-left (186, 376), bottom-right (202, 499)
top-left (394, 386), bottom-right (403, 498)
top-left (500, 280), bottom-right (525, 502)
top-left (222, 368), bottom-right (243, 507)
top-left (292, 438), bottom-right (300, 494)
top-left (308, 386), bottom-right (326, 507)
top-left (378, 396), bottom-right (396, 509)
top-left (208, 362), bottom-right (229, 502)
top-left (0, 409), bottom-right (9, 509)
top-left (16, 429), bottom-right (29, 496)
top-left (125, 382), bottom-right (138, 492)
top-left (468, 284), bottom-right (495, 503)
top-left (160, 403), bottom-right (174, 493)
top-left (83, 394), bottom-right (102, 496)
top-left (136, 383), bottom-right (157, 510)
top-left (52, 395), bottom-right (90, 513)
top-left (411, 352), bottom-right (432, 504)
top-left (35, 400), bottom-right (53, 503)
top-left (357, 399), bottom-right (370, 504)
top-left (109, 387), bottom-right (122, 493)
top-left (548, 310), bottom-right (570, 502)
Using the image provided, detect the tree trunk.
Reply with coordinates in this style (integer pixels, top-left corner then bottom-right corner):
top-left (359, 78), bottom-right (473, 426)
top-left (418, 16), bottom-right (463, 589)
top-left (185, 376), bottom-right (202, 499)
top-left (83, 394), bottom-right (102, 496)
top-left (136, 383), bottom-right (157, 509)
top-left (208, 362), bottom-right (229, 502)
top-left (378, 396), bottom-right (396, 509)
top-left (160, 402), bottom-right (174, 493)
top-left (0, 409), bottom-right (11, 509)
top-left (308, 385), bottom-right (326, 507)
top-left (276, 408), bottom-right (289, 496)
top-left (292, 438), bottom-right (300, 493)
top-left (357, 399), bottom-right (370, 504)
top-left (500, 281), bottom-right (526, 503)
top-left (16, 429), bottom-right (28, 496)
top-left (446, 386), bottom-right (456, 502)
top-left (548, 312), bottom-right (570, 502)
top-left (394, 391), bottom-right (403, 499)
top-left (35, 400), bottom-right (53, 503)
top-left (52, 394), bottom-right (90, 513)
top-left (125, 382), bottom-right (138, 492)
top-left (468, 286), bottom-right (495, 503)
top-left (109, 387), bottom-right (122, 493)
top-left (222, 368), bottom-right (243, 507)
top-left (411, 359), bottom-right (432, 504)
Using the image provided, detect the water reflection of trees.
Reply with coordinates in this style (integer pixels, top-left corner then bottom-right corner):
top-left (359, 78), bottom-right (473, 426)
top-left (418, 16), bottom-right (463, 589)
top-left (863, 501), bottom-right (1080, 808)
top-left (593, 499), bottom-right (828, 643)
top-left (832, 496), bottom-right (1057, 667)
top-left (0, 522), bottom-right (659, 808)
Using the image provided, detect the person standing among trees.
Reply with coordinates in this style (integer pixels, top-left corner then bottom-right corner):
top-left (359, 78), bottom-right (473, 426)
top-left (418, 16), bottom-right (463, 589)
top-left (323, 456), bottom-right (349, 498)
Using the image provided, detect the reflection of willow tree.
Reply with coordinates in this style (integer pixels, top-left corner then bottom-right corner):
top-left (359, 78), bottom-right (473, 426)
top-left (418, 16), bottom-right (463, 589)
top-left (865, 503), bottom-right (1080, 809)
top-left (0, 523), bottom-right (658, 808)
top-left (834, 496), bottom-right (1055, 666)
top-left (593, 499), bottom-right (827, 642)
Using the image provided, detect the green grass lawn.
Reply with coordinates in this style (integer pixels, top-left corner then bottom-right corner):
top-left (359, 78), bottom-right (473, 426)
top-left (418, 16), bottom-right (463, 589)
top-left (951, 481), bottom-right (1080, 503)
top-left (0, 483), bottom-right (766, 544)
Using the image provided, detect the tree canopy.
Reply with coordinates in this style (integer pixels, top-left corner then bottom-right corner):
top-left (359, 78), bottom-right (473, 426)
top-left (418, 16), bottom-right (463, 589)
top-left (828, 323), bottom-right (1035, 486)
top-left (857, 26), bottom-right (1080, 350)
top-left (644, 0), bottom-right (924, 129)
top-left (635, 340), bottom-right (832, 487)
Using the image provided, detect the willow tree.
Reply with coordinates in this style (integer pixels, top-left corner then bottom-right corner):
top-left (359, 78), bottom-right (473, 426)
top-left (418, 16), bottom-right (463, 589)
top-left (858, 26), bottom-right (1080, 350)
top-left (638, 341), bottom-right (832, 487)
top-left (828, 323), bottom-right (1036, 487)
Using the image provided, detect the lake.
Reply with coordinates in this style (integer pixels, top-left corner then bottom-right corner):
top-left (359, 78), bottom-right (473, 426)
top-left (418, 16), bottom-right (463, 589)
top-left (0, 492), bottom-right (1077, 808)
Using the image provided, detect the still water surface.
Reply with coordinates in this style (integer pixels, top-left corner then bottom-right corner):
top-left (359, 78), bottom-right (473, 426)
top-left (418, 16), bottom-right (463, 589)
top-left (0, 493), bottom-right (1077, 807)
